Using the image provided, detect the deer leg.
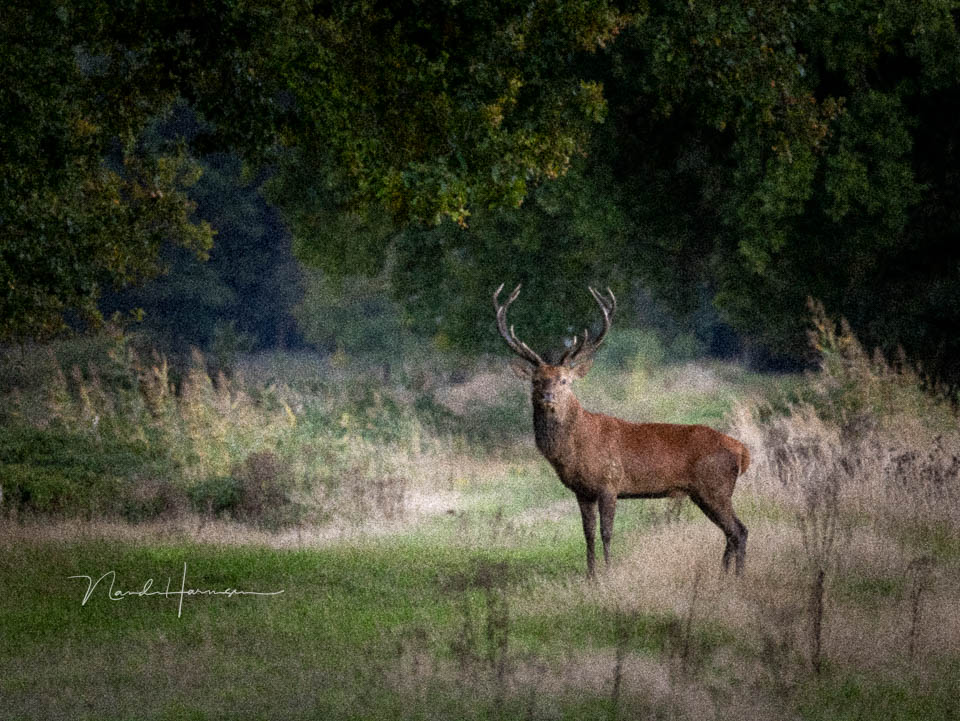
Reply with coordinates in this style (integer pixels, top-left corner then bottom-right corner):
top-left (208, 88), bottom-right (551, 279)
top-left (689, 492), bottom-right (747, 576)
top-left (577, 496), bottom-right (598, 578)
top-left (733, 518), bottom-right (748, 575)
top-left (718, 516), bottom-right (748, 575)
top-left (692, 452), bottom-right (748, 575)
top-left (598, 491), bottom-right (617, 568)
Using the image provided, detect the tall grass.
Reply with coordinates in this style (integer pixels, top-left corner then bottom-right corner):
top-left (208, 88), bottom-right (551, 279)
top-left (731, 300), bottom-right (960, 541)
top-left (0, 335), bottom-right (511, 529)
top-left (727, 300), bottom-right (960, 679)
top-left (0, 326), bottom-right (760, 531)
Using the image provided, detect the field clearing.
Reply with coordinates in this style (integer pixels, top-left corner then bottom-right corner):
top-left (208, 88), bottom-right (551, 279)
top-left (1, 337), bottom-right (959, 720)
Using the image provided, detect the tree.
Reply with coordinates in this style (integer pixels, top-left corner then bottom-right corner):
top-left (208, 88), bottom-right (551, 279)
top-left (5, 0), bottom-right (960, 387)
top-left (291, 0), bottom-right (960, 384)
top-left (102, 150), bottom-right (302, 354)
top-left (1, 0), bottom-right (626, 342)
top-left (0, 1), bottom-right (215, 340)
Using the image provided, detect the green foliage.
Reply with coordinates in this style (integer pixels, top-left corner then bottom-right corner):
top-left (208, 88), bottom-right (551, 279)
top-left (0, 0), bottom-right (216, 339)
top-left (2, 0), bottom-right (627, 341)
top-left (385, 163), bottom-right (634, 354)
top-left (187, 475), bottom-right (241, 518)
top-left (6, 0), bottom-right (960, 387)
top-left (801, 299), bottom-right (958, 430)
top-left (294, 270), bottom-right (412, 361)
top-left (0, 338), bottom-right (306, 522)
top-left (0, 427), bottom-right (136, 516)
top-left (269, 1), bottom-right (624, 227)
top-left (282, 0), bottom-right (960, 383)
top-left (2, 464), bottom-right (83, 515)
top-left (602, 329), bottom-right (667, 370)
top-left (103, 149), bottom-right (302, 355)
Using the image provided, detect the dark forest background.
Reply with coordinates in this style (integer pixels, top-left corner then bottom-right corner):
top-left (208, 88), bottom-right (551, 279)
top-left (3, 1), bottom-right (960, 385)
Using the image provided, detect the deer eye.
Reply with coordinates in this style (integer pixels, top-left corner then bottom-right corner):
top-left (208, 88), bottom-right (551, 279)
top-left (560, 379), bottom-right (567, 385)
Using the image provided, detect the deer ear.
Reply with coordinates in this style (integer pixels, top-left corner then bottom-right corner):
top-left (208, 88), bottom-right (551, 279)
top-left (509, 358), bottom-right (535, 379)
top-left (571, 358), bottom-right (594, 378)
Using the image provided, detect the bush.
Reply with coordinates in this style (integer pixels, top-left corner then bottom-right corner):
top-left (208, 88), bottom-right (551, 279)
top-left (803, 298), bottom-right (956, 431)
top-left (184, 451), bottom-right (300, 529)
top-left (0, 463), bottom-right (128, 517)
top-left (729, 300), bottom-right (960, 540)
top-left (1, 464), bottom-right (82, 515)
top-left (600, 328), bottom-right (667, 371)
top-left (188, 475), bottom-right (242, 518)
top-left (234, 450), bottom-right (299, 529)
top-left (121, 476), bottom-right (189, 522)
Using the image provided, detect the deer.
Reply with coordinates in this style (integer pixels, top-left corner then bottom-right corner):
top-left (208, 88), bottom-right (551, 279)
top-left (493, 283), bottom-right (750, 578)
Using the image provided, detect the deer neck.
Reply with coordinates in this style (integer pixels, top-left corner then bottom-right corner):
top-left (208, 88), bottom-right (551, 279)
top-left (532, 395), bottom-right (583, 463)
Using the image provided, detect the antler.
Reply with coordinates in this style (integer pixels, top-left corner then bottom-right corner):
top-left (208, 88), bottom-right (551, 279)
top-left (493, 283), bottom-right (546, 366)
top-left (559, 286), bottom-right (617, 367)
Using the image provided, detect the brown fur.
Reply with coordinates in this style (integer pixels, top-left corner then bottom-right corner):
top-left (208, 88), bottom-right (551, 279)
top-left (513, 359), bottom-right (749, 578)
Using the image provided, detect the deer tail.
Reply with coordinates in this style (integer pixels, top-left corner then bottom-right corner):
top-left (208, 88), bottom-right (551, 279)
top-left (720, 435), bottom-right (751, 476)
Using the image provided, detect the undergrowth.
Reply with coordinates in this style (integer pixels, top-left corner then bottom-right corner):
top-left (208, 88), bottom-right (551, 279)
top-left (0, 335), bottom-right (484, 528)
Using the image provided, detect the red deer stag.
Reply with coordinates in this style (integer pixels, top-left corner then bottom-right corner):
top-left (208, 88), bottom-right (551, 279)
top-left (494, 283), bottom-right (750, 578)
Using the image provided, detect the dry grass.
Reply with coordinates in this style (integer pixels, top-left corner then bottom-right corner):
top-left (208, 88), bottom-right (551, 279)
top-left (433, 370), bottom-right (508, 415)
top-left (0, 482), bottom-right (469, 550)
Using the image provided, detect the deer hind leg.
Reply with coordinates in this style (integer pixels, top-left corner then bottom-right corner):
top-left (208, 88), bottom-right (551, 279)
top-left (577, 495), bottom-right (598, 579)
top-left (720, 513), bottom-right (748, 575)
top-left (690, 492), bottom-right (747, 575)
top-left (691, 453), bottom-right (748, 575)
top-left (598, 491), bottom-right (617, 568)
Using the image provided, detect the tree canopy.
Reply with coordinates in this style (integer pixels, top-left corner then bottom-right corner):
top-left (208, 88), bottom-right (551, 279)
top-left (3, 0), bottom-right (960, 384)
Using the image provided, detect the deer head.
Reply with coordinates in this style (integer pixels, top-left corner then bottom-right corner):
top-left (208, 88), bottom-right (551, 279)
top-left (493, 283), bottom-right (616, 416)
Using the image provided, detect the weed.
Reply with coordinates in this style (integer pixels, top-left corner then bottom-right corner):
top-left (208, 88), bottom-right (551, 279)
top-left (234, 450), bottom-right (297, 527)
top-left (905, 555), bottom-right (933, 663)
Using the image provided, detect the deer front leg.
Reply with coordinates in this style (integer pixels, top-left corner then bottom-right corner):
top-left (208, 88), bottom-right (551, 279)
top-left (598, 491), bottom-right (617, 568)
top-left (577, 496), bottom-right (598, 578)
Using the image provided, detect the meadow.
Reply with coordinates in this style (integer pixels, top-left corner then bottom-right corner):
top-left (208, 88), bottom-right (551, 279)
top-left (1, 313), bottom-right (958, 720)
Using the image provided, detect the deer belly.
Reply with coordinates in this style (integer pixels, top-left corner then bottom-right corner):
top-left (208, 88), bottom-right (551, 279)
top-left (549, 455), bottom-right (639, 498)
top-left (618, 459), bottom-right (687, 496)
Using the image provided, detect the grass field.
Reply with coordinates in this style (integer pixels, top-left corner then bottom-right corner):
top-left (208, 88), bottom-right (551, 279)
top-left (1, 322), bottom-right (959, 720)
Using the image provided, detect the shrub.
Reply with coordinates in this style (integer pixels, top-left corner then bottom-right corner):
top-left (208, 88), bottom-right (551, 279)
top-left (121, 475), bottom-right (189, 522)
top-left (601, 328), bottom-right (667, 371)
top-left (803, 298), bottom-right (956, 431)
top-left (1, 464), bottom-right (82, 515)
top-left (730, 301), bottom-right (960, 537)
top-left (188, 475), bottom-right (242, 518)
top-left (0, 463), bottom-right (129, 517)
top-left (234, 450), bottom-right (299, 528)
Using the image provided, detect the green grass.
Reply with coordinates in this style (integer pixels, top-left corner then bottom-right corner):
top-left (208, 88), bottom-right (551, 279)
top-left (831, 573), bottom-right (906, 608)
top-left (4, 515), bottom-right (956, 721)
top-left (0, 528), bottom-right (589, 719)
top-left (796, 671), bottom-right (960, 721)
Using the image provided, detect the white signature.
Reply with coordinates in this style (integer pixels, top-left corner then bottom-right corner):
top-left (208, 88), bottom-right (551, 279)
top-left (68, 562), bottom-right (285, 618)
